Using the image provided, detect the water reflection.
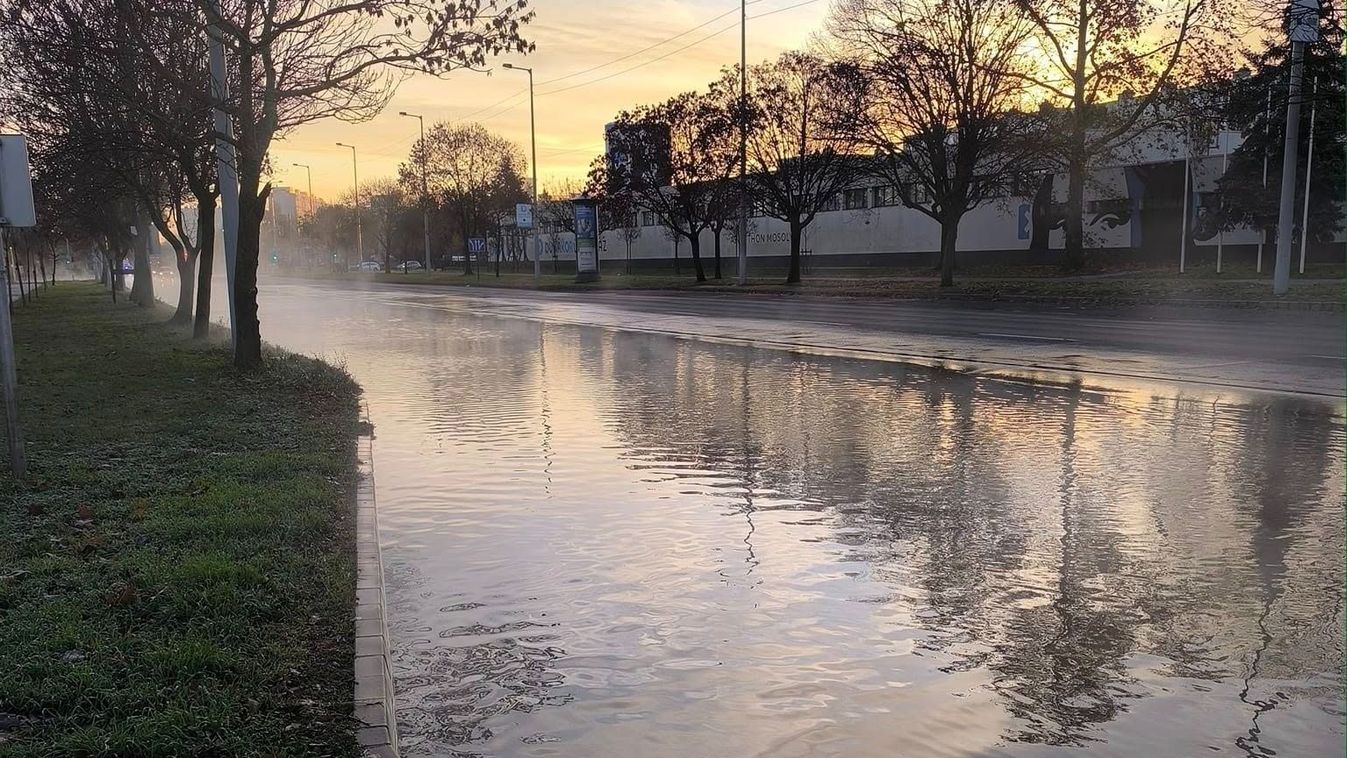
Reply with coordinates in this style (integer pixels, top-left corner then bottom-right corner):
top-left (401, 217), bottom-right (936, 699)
top-left (252, 287), bottom-right (1344, 758)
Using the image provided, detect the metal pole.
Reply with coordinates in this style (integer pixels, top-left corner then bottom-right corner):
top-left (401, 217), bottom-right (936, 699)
top-left (1179, 137), bottom-right (1190, 274)
top-left (0, 227), bottom-right (25, 476)
top-left (528, 69), bottom-right (540, 283)
top-left (1258, 87), bottom-right (1271, 273)
top-left (1272, 40), bottom-right (1305, 295)
top-left (1298, 78), bottom-right (1317, 275)
top-left (420, 117), bottom-right (430, 273)
top-left (1216, 140), bottom-right (1226, 274)
top-left (736, 0), bottom-right (748, 286)
top-left (207, 0), bottom-right (239, 347)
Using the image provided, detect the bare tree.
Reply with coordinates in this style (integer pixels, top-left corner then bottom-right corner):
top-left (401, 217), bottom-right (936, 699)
top-left (1011, 0), bottom-right (1233, 267)
top-left (828, 0), bottom-right (1045, 286)
top-left (404, 122), bottom-right (528, 276)
top-left (716, 53), bottom-right (858, 284)
top-left (606, 91), bottom-right (738, 283)
top-left (178, 0), bottom-right (534, 367)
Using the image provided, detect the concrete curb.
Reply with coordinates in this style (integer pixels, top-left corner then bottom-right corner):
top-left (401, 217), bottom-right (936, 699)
top-left (353, 408), bottom-right (399, 758)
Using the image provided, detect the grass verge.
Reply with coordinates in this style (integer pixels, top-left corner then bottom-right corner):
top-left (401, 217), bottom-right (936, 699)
top-left (0, 283), bottom-right (361, 756)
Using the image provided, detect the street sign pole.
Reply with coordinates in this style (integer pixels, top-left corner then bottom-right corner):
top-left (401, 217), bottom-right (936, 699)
top-left (1273, 0), bottom-right (1319, 295)
top-left (0, 135), bottom-right (32, 476)
top-left (0, 227), bottom-right (24, 476)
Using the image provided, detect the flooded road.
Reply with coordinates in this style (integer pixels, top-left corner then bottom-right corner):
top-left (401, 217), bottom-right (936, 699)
top-left (244, 282), bottom-right (1345, 757)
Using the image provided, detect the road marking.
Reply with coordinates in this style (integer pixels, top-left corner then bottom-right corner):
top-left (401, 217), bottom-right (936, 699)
top-left (1308, 354), bottom-right (1347, 361)
top-left (977, 332), bottom-right (1077, 343)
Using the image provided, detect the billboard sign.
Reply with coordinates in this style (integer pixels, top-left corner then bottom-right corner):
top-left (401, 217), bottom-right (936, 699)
top-left (515, 203), bottom-right (533, 229)
top-left (573, 198), bottom-right (599, 282)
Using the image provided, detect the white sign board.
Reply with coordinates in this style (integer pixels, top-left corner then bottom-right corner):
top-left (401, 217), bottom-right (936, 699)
top-left (515, 202), bottom-right (533, 229)
top-left (0, 135), bottom-right (37, 228)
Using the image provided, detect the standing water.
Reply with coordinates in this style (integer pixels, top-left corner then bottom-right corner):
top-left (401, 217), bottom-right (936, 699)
top-left (236, 282), bottom-right (1341, 757)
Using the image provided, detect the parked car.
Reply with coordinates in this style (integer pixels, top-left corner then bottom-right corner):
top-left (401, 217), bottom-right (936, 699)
top-left (358, 260), bottom-right (383, 272)
top-left (395, 260), bottom-right (424, 272)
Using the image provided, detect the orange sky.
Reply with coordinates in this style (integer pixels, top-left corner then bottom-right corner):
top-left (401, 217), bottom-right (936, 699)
top-left (271, 0), bottom-right (830, 201)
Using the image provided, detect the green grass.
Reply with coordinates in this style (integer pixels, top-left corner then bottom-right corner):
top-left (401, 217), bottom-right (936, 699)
top-left (0, 283), bottom-right (362, 757)
top-left (291, 266), bottom-right (1344, 306)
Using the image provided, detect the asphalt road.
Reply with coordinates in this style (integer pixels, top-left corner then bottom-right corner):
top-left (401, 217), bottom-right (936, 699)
top-left (271, 278), bottom-right (1347, 398)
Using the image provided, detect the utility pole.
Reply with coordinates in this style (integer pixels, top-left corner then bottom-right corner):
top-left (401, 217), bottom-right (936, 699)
top-left (1273, 0), bottom-right (1319, 296)
top-left (336, 142), bottom-right (363, 265)
top-left (736, 0), bottom-right (749, 286)
top-left (1298, 78), bottom-right (1317, 274)
top-left (207, 0), bottom-right (239, 347)
top-left (398, 112), bottom-right (432, 273)
top-left (502, 63), bottom-right (539, 283)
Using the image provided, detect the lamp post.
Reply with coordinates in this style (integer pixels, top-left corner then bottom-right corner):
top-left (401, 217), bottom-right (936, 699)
top-left (335, 142), bottom-right (363, 266)
top-left (398, 111), bottom-right (432, 273)
top-left (502, 62), bottom-right (540, 283)
top-left (1272, 0), bottom-right (1320, 295)
top-left (292, 163), bottom-right (313, 266)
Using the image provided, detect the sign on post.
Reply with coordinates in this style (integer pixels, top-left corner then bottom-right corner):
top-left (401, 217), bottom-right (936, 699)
top-left (515, 203), bottom-right (533, 230)
top-left (0, 134), bottom-right (34, 476)
top-left (573, 197), bottom-right (600, 283)
top-left (0, 135), bottom-right (36, 227)
top-left (468, 238), bottom-right (486, 255)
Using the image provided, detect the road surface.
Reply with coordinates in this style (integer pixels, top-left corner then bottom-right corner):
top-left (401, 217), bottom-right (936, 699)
top-left (290, 279), bottom-right (1346, 399)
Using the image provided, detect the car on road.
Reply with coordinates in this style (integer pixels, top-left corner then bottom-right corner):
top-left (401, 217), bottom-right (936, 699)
top-left (348, 260), bottom-right (382, 272)
top-left (395, 260), bottom-right (424, 272)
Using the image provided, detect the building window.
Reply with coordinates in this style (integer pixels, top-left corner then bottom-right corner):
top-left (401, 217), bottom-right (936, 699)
top-left (819, 193), bottom-right (841, 212)
top-left (641, 211), bottom-right (658, 227)
top-left (872, 185), bottom-right (899, 207)
top-left (901, 183), bottom-right (930, 205)
top-left (843, 188), bottom-right (869, 210)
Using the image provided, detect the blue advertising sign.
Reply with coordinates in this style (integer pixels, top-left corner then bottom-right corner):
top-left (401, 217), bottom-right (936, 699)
top-left (1016, 204), bottom-right (1031, 241)
top-left (467, 237), bottom-right (486, 254)
top-left (573, 200), bottom-right (599, 282)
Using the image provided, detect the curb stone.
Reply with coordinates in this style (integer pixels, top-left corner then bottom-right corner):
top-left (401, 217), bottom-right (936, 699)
top-left (353, 406), bottom-right (398, 757)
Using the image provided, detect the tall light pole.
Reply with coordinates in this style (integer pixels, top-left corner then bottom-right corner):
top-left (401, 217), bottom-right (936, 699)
top-left (502, 62), bottom-right (540, 283)
top-left (335, 142), bottom-right (363, 265)
top-left (736, 0), bottom-right (749, 286)
top-left (398, 112), bottom-right (432, 273)
top-left (1272, 0), bottom-right (1320, 295)
top-left (291, 163), bottom-right (313, 216)
top-left (292, 163), bottom-right (313, 266)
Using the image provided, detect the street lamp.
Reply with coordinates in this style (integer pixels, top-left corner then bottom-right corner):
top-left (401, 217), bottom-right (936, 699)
top-left (335, 142), bottom-right (363, 266)
top-left (398, 111), bottom-right (432, 273)
top-left (292, 163), bottom-right (314, 268)
top-left (291, 163), bottom-right (313, 216)
top-left (502, 62), bottom-right (540, 282)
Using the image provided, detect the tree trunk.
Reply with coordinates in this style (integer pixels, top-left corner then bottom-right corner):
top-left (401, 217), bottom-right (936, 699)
top-left (14, 249), bottom-right (26, 305)
top-left (1063, 155), bottom-right (1086, 269)
top-left (939, 215), bottom-right (959, 287)
top-left (786, 218), bottom-right (803, 284)
top-left (234, 187), bottom-right (266, 369)
top-left (173, 254), bottom-right (195, 325)
top-left (625, 237), bottom-right (631, 275)
top-left (194, 198), bottom-right (217, 340)
top-left (713, 229), bottom-right (722, 279)
top-left (673, 237), bottom-right (680, 275)
top-left (688, 233), bottom-right (706, 283)
top-left (131, 215), bottom-right (155, 307)
top-left (37, 250), bottom-right (46, 290)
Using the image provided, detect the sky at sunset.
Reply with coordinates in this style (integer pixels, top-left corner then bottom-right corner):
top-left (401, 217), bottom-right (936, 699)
top-left (272, 0), bottom-right (831, 201)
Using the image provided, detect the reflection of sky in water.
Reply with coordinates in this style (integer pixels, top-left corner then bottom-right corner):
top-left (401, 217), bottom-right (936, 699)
top-left (252, 284), bottom-right (1345, 758)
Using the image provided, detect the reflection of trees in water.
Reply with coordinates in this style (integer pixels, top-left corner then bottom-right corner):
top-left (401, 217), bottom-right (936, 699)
top-left (588, 330), bottom-right (1344, 750)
